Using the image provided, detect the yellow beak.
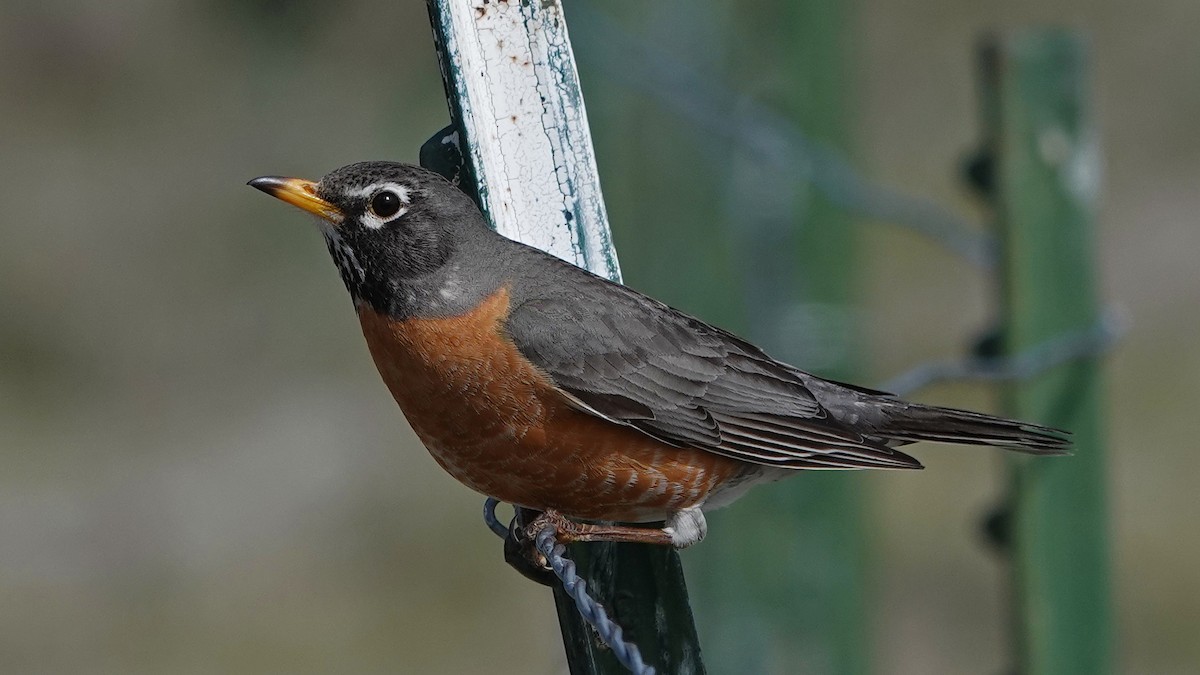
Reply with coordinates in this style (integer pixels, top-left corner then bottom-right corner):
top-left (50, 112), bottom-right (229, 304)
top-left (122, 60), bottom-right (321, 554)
top-left (248, 176), bottom-right (343, 223)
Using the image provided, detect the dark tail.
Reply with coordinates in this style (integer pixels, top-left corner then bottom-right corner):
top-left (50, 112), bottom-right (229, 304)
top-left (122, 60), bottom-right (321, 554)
top-left (879, 402), bottom-right (1071, 455)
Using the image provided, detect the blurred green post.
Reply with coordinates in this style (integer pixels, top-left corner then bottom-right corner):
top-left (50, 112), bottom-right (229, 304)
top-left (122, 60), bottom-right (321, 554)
top-left (689, 3), bottom-right (867, 673)
top-left (980, 29), bottom-right (1113, 675)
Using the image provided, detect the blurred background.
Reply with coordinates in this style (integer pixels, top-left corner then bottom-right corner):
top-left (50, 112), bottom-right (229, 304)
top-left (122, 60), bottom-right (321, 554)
top-left (1, 1), bottom-right (1196, 673)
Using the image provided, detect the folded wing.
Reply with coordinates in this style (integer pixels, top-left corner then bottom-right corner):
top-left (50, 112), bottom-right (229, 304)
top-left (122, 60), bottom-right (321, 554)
top-left (505, 280), bottom-right (923, 471)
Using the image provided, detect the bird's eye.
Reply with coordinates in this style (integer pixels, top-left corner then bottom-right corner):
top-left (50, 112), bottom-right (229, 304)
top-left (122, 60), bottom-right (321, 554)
top-left (369, 190), bottom-right (403, 219)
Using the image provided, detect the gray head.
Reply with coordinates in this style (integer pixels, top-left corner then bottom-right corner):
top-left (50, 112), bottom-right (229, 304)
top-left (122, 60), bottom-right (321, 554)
top-left (249, 161), bottom-right (492, 314)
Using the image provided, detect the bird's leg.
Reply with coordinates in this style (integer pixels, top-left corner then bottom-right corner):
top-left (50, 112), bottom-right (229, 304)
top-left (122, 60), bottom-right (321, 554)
top-left (525, 506), bottom-right (708, 549)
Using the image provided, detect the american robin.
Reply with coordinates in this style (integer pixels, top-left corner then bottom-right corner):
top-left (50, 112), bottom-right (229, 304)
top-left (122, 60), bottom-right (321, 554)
top-left (248, 161), bottom-right (1068, 549)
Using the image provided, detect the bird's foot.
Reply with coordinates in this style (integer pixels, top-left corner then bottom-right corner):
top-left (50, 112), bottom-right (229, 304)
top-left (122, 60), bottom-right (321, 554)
top-left (504, 507), bottom-right (709, 581)
top-left (523, 506), bottom-right (707, 549)
top-left (503, 507), bottom-right (556, 586)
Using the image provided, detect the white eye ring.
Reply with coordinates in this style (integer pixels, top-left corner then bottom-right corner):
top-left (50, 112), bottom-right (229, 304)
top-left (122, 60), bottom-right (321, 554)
top-left (349, 182), bottom-right (410, 229)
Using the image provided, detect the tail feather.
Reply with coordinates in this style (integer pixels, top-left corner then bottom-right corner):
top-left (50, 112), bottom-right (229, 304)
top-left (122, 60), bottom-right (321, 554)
top-left (879, 403), bottom-right (1071, 455)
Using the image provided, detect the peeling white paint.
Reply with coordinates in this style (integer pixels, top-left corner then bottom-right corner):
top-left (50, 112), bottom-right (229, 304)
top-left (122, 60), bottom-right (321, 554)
top-left (429, 0), bottom-right (621, 282)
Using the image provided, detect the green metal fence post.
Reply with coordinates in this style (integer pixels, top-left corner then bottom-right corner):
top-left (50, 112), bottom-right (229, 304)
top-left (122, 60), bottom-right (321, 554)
top-left (980, 29), bottom-right (1113, 675)
top-left (422, 2), bottom-right (704, 672)
top-left (686, 2), bottom-right (869, 673)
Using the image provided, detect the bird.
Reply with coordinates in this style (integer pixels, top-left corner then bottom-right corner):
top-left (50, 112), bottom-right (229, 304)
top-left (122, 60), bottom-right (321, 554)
top-left (248, 161), bottom-right (1069, 549)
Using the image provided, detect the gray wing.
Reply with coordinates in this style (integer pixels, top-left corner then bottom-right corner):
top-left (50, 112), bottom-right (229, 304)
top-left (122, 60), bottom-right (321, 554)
top-left (504, 274), bottom-right (921, 471)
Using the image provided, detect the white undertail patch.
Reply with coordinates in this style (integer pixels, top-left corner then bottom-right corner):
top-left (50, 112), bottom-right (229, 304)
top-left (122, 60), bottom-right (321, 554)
top-left (663, 506), bottom-right (708, 548)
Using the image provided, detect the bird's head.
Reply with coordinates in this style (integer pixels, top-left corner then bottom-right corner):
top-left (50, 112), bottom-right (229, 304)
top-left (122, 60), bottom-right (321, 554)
top-left (249, 161), bottom-right (488, 313)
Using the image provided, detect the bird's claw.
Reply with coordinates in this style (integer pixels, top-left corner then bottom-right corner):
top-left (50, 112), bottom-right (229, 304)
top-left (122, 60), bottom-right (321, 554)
top-left (502, 507), bottom-right (557, 586)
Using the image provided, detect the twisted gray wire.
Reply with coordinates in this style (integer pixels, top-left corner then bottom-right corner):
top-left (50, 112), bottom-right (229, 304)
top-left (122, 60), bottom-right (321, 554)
top-left (533, 527), bottom-right (656, 675)
top-left (483, 499), bottom-right (655, 675)
top-left (880, 308), bottom-right (1126, 396)
top-left (483, 497), bottom-right (508, 538)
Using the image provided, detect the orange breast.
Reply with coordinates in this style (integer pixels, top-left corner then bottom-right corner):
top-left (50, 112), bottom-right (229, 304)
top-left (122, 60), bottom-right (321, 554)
top-left (356, 286), bottom-right (746, 522)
